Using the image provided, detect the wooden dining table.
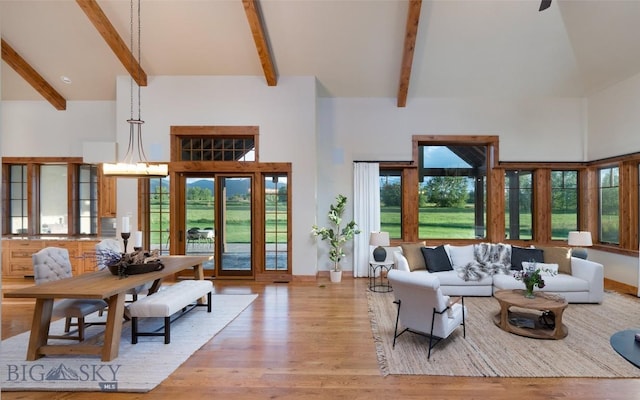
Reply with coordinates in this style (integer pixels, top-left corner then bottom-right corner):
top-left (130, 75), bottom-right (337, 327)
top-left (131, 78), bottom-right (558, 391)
top-left (3, 255), bottom-right (211, 362)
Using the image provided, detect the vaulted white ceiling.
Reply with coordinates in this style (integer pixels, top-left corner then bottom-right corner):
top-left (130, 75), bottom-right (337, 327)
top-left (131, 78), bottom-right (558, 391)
top-left (2, 0), bottom-right (640, 104)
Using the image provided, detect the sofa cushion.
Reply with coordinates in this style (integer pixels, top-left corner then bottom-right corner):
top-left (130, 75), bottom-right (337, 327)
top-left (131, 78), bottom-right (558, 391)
top-left (421, 245), bottom-right (453, 272)
top-left (428, 269), bottom-right (493, 286)
top-left (448, 244), bottom-right (475, 267)
top-left (535, 245), bottom-right (572, 275)
top-left (510, 246), bottom-right (544, 271)
top-left (400, 242), bottom-right (427, 271)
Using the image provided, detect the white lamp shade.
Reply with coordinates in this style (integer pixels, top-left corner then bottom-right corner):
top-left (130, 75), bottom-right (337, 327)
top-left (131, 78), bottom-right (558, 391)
top-left (568, 231), bottom-right (593, 247)
top-left (369, 231), bottom-right (390, 247)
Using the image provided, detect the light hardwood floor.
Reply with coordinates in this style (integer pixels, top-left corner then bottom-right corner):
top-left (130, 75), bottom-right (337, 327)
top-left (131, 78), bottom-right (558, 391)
top-left (2, 277), bottom-right (640, 399)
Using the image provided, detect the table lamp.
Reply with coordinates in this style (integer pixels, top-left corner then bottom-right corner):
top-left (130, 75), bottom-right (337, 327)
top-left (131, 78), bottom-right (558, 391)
top-left (370, 231), bottom-right (390, 262)
top-left (568, 231), bottom-right (592, 260)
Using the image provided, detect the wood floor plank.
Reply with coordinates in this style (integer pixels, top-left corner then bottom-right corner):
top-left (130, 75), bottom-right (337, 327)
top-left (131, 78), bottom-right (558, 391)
top-left (2, 277), bottom-right (640, 399)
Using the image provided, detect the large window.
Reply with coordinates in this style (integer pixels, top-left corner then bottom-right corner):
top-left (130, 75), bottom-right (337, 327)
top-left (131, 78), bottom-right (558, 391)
top-left (599, 166), bottom-right (619, 244)
top-left (505, 170), bottom-right (533, 240)
top-left (550, 170), bottom-right (578, 240)
top-left (3, 160), bottom-right (99, 236)
top-left (417, 145), bottom-right (487, 239)
top-left (379, 170), bottom-right (402, 239)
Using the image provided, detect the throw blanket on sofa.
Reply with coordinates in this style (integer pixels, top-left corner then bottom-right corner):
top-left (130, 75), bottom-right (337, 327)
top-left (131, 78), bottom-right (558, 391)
top-left (456, 243), bottom-right (512, 281)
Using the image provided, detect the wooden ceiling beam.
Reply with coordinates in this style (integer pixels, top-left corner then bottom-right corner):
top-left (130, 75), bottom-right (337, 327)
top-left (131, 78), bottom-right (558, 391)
top-left (76, 0), bottom-right (147, 87)
top-left (1, 39), bottom-right (67, 110)
top-left (397, 0), bottom-right (422, 108)
top-left (242, 0), bottom-right (277, 86)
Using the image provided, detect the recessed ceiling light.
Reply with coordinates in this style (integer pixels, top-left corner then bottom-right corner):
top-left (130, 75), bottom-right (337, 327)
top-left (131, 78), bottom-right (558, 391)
top-left (60, 76), bottom-right (72, 84)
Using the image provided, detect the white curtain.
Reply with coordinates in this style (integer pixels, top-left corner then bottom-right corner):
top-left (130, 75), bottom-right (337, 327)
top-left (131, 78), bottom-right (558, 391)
top-left (353, 162), bottom-right (380, 278)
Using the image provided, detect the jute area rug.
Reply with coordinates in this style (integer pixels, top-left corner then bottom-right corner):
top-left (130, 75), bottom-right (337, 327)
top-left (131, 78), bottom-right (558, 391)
top-left (368, 290), bottom-right (640, 377)
top-left (1, 294), bottom-right (258, 392)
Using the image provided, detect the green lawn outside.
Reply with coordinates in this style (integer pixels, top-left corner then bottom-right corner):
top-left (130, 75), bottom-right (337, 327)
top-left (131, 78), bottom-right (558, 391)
top-left (150, 200), bottom-right (287, 244)
top-left (149, 201), bottom-right (580, 245)
top-left (381, 205), bottom-right (578, 241)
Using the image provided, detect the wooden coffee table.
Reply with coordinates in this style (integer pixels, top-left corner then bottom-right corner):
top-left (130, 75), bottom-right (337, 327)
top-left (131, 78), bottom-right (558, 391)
top-left (493, 289), bottom-right (569, 339)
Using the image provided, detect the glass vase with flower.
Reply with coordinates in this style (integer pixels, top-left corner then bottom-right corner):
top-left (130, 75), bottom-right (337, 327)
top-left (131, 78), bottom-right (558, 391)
top-left (514, 261), bottom-right (546, 298)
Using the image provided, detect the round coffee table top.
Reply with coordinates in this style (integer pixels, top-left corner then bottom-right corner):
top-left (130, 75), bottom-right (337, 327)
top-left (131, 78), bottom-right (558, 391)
top-left (494, 289), bottom-right (568, 309)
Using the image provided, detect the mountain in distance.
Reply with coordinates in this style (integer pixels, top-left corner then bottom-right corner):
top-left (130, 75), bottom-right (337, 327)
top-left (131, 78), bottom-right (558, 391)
top-left (150, 178), bottom-right (281, 199)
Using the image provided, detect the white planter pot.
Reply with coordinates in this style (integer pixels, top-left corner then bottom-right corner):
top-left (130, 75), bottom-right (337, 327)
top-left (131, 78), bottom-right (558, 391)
top-left (329, 270), bottom-right (342, 283)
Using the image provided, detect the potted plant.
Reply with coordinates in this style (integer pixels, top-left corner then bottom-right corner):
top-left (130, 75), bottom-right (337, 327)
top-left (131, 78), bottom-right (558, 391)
top-left (312, 194), bottom-right (360, 282)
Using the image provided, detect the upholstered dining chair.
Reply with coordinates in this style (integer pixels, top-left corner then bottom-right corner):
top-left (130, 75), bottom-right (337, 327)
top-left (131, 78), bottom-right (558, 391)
top-left (387, 269), bottom-right (467, 359)
top-left (32, 247), bottom-right (108, 341)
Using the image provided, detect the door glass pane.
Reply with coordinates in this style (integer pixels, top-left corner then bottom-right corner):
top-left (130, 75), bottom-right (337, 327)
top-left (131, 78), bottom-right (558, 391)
top-left (185, 177), bottom-right (215, 271)
top-left (221, 177), bottom-right (252, 272)
top-left (150, 177), bottom-right (170, 255)
top-left (9, 165), bottom-right (27, 234)
top-left (265, 174), bottom-right (288, 271)
top-left (40, 165), bottom-right (68, 234)
top-left (77, 165), bottom-right (98, 235)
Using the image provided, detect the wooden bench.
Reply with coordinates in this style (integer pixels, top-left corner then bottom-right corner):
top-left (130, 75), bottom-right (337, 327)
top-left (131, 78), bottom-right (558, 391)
top-left (127, 280), bottom-right (213, 344)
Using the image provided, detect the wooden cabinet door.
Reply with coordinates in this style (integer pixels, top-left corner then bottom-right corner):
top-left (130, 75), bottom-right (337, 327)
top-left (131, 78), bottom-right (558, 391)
top-left (99, 170), bottom-right (117, 218)
top-left (2, 240), bottom-right (45, 278)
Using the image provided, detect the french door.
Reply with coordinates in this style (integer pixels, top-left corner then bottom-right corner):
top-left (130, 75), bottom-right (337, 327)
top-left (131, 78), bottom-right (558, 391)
top-left (180, 173), bottom-right (253, 278)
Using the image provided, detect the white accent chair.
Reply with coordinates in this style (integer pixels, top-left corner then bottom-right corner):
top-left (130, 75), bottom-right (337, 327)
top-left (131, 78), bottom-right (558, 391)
top-left (32, 247), bottom-right (107, 341)
top-left (387, 269), bottom-right (468, 359)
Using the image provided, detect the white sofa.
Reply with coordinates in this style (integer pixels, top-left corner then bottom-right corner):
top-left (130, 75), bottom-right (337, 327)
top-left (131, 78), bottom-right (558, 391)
top-left (393, 243), bottom-right (604, 304)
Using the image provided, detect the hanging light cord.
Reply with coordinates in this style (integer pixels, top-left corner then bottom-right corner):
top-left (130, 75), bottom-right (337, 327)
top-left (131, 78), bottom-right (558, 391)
top-left (125, 0), bottom-right (148, 164)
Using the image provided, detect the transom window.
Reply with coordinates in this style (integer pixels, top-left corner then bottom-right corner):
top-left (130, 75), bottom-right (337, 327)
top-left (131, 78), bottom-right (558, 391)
top-left (180, 137), bottom-right (255, 161)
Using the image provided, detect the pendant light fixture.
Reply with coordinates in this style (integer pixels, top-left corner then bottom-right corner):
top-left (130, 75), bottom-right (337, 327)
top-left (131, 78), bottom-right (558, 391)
top-left (103, 0), bottom-right (168, 178)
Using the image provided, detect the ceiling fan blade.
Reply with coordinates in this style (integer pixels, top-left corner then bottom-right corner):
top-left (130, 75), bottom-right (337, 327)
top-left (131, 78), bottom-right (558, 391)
top-left (539, 0), bottom-right (552, 11)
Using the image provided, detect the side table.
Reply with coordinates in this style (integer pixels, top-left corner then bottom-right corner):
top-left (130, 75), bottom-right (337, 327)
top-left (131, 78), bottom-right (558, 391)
top-left (369, 261), bottom-right (394, 292)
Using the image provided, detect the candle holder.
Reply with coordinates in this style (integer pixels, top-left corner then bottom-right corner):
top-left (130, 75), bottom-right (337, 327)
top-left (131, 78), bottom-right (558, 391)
top-left (121, 232), bottom-right (131, 253)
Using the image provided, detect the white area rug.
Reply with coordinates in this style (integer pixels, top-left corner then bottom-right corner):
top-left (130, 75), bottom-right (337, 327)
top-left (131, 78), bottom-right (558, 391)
top-left (1, 294), bottom-right (258, 392)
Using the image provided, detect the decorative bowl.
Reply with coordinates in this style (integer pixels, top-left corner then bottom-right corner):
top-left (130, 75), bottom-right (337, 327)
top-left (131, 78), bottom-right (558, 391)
top-left (107, 262), bottom-right (164, 276)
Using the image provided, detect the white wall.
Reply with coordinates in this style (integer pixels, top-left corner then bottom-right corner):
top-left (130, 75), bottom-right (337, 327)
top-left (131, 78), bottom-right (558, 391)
top-left (1, 101), bottom-right (116, 156)
top-left (588, 249), bottom-right (638, 292)
top-left (316, 96), bottom-right (586, 272)
top-left (588, 72), bottom-right (640, 160)
top-left (114, 75), bottom-right (319, 277)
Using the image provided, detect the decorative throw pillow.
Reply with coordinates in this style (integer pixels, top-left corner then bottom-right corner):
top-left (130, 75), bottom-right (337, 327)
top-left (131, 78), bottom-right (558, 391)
top-left (400, 242), bottom-right (427, 271)
top-left (448, 244), bottom-right (476, 267)
top-left (535, 246), bottom-right (572, 275)
top-left (522, 261), bottom-right (559, 276)
top-left (421, 245), bottom-right (453, 272)
top-left (510, 246), bottom-right (544, 271)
